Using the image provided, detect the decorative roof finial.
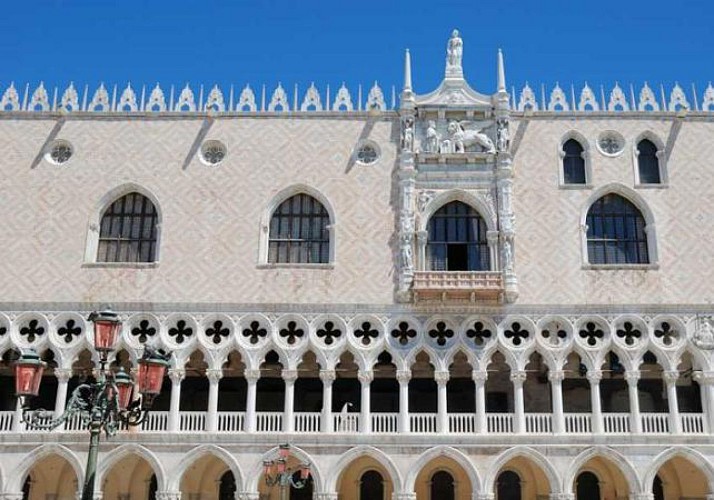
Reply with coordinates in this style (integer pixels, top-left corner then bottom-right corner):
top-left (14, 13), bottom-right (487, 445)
top-left (403, 49), bottom-right (412, 93)
top-left (497, 48), bottom-right (506, 93)
top-left (445, 29), bottom-right (463, 79)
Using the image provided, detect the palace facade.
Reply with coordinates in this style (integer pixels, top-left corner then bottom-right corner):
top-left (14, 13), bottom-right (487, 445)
top-left (1, 30), bottom-right (714, 500)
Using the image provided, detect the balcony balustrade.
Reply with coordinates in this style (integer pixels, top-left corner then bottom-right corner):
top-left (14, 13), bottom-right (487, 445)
top-left (412, 271), bottom-right (503, 302)
top-left (2, 411), bottom-right (704, 435)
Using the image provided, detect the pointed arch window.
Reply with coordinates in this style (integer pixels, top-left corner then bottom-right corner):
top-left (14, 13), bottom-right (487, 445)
top-left (430, 471), bottom-right (455, 500)
top-left (586, 194), bottom-right (649, 265)
top-left (427, 201), bottom-right (489, 271)
top-left (637, 139), bottom-right (661, 184)
top-left (268, 194), bottom-right (330, 264)
top-left (496, 470), bottom-right (522, 500)
top-left (97, 192), bottom-right (158, 263)
top-left (360, 470), bottom-right (384, 500)
top-left (563, 138), bottom-right (586, 184)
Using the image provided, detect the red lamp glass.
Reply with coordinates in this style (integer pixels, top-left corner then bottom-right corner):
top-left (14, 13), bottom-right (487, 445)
top-left (114, 369), bottom-right (134, 411)
top-left (300, 463), bottom-right (311, 480)
top-left (14, 350), bottom-right (46, 398)
top-left (137, 351), bottom-right (169, 400)
top-left (89, 308), bottom-right (121, 353)
top-left (278, 444), bottom-right (290, 459)
top-left (277, 459), bottom-right (286, 474)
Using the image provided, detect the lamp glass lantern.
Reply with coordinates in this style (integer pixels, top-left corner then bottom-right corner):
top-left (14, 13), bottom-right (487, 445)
top-left (89, 308), bottom-right (122, 354)
top-left (14, 350), bottom-right (46, 398)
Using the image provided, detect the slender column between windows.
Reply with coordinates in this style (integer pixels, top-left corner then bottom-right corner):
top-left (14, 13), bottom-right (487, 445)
top-left (511, 370), bottom-right (526, 433)
top-left (487, 230), bottom-right (500, 271)
top-left (358, 370), bottom-right (373, 433)
top-left (244, 370), bottom-right (260, 433)
top-left (587, 371), bottom-right (604, 434)
top-left (282, 369), bottom-right (298, 433)
top-left (664, 370), bottom-right (682, 433)
top-left (625, 370), bottom-right (642, 433)
top-left (397, 370), bottom-right (411, 433)
top-left (168, 368), bottom-right (185, 432)
top-left (54, 368), bottom-right (72, 419)
top-left (435, 370), bottom-right (449, 433)
top-left (319, 370), bottom-right (335, 433)
top-left (416, 231), bottom-right (428, 271)
top-left (473, 371), bottom-right (488, 434)
top-left (206, 369), bottom-right (223, 432)
top-left (693, 371), bottom-right (714, 433)
top-left (549, 370), bottom-right (565, 434)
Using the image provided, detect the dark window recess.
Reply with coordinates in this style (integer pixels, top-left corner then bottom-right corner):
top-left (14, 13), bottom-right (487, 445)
top-left (496, 470), bottom-right (522, 500)
top-left (268, 194), bottom-right (330, 264)
top-left (360, 470), bottom-right (385, 500)
top-left (637, 139), bottom-right (661, 184)
top-left (653, 475), bottom-right (664, 500)
top-left (426, 201), bottom-right (489, 271)
top-left (486, 392), bottom-right (509, 413)
top-left (586, 194), bottom-right (649, 265)
top-left (576, 472), bottom-right (600, 500)
top-left (219, 471), bottom-right (236, 500)
top-left (97, 192), bottom-right (158, 263)
top-left (563, 138), bottom-right (586, 184)
top-left (430, 471), bottom-right (455, 500)
top-left (289, 472), bottom-right (313, 500)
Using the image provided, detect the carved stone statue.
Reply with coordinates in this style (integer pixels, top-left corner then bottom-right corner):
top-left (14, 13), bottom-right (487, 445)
top-left (502, 240), bottom-right (513, 272)
top-left (446, 30), bottom-right (463, 69)
top-left (417, 190), bottom-right (432, 213)
top-left (497, 118), bottom-right (510, 152)
top-left (424, 120), bottom-right (440, 153)
top-left (400, 232), bottom-right (414, 271)
top-left (401, 116), bottom-right (414, 152)
top-left (694, 317), bottom-right (714, 349)
top-left (444, 120), bottom-right (496, 154)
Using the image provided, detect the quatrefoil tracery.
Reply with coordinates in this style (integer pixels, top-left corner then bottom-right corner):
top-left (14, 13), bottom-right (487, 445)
top-left (504, 322), bottom-right (530, 347)
top-left (279, 321), bottom-right (304, 345)
top-left (57, 319), bottom-right (82, 344)
top-left (242, 321), bottom-right (268, 345)
top-left (354, 322), bottom-right (379, 346)
top-left (168, 320), bottom-right (193, 344)
top-left (20, 319), bottom-right (45, 343)
top-left (391, 322), bottom-right (416, 346)
top-left (654, 321), bottom-right (679, 347)
top-left (616, 321), bottom-right (642, 346)
top-left (131, 320), bottom-right (157, 343)
top-left (316, 321), bottom-right (342, 345)
top-left (579, 321), bottom-right (605, 347)
top-left (206, 320), bottom-right (230, 344)
top-left (428, 322), bottom-right (454, 347)
top-left (466, 321), bottom-right (492, 347)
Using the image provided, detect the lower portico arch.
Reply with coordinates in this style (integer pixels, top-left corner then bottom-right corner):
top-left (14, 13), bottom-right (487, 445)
top-left (644, 447), bottom-right (714, 499)
top-left (326, 446), bottom-right (402, 494)
top-left (405, 447), bottom-right (480, 500)
top-left (335, 455), bottom-right (396, 500)
top-left (564, 447), bottom-right (639, 499)
top-left (247, 445), bottom-right (323, 498)
top-left (486, 447), bottom-right (560, 498)
top-left (98, 444), bottom-right (165, 499)
top-left (170, 444), bottom-right (243, 493)
top-left (11, 448), bottom-right (81, 500)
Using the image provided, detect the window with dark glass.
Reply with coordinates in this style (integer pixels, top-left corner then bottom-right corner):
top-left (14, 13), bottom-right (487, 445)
top-left (430, 471), bottom-right (455, 500)
top-left (97, 192), bottom-right (158, 263)
top-left (360, 470), bottom-right (384, 500)
top-left (637, 139), bottom-right (661, 184)
top-left (426, 201), bottom-right (489, 271)
top-left (586, 194), bottom-right (649, 265)
top-left (496, 470), bottom-right (522, 500)
top-left (563, 138), bottom-right (586, 184)
top-left (576, 471), bottom-right (600, 500)
top-left (268, 194), bottom-right (330, 264)
top-left (219, 471), bottom-right (236, 500)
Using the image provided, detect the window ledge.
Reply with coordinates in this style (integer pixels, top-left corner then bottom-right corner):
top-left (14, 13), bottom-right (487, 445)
top-left (581, 263), bottom-right (659, 271)
top-left (559, 183), bottom-right (593, 190)
top-left (634, 183), bottom-right (668, 189)
top-left (257, 263), bottom-right (335, 270)
top-left (82, 261), bottom-right (160, 269)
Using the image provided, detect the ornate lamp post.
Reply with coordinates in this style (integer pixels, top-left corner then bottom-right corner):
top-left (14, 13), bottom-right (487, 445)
top-left (263, 443), bottom-right (311, 500)
top-left (13, 308), bottom-right (170, 500)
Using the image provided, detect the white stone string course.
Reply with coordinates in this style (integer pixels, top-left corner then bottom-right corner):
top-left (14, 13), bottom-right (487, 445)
top-left (2, 81), bottom-right (713, 113)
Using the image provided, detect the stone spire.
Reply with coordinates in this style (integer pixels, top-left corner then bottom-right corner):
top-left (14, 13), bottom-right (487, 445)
top-left (401, 48), bottom-right (415, 108)
top-left (497, 49), bottom-right (506, 92)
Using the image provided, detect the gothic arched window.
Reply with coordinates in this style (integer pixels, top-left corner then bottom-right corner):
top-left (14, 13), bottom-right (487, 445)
top-left (575, 471), bottom-right (600, 500)
top-left (496, 470), bottom-right (522, 500)
top-left (219, 471), bottom-right (236, 500)
top-left (637, 139), bottom-right (661, 184)
top-left (289, 471), bottom-right (313, 500)
top-left (97, 192), bottom-right (158, 263)
top-left (360, 470), bottom-right (384, 500)
top-left (430, 471), bottom-right (455, 500)
top-left (653, 474), bottom-right (665, 500)
top-left (268, 194), bottom-right (330, 264)
top-left (586, 194), bottom-right (649, 265)
top-left (563, 138), bottom-right (586, 184)
top-left (427, 201), bottom-right (489, 271)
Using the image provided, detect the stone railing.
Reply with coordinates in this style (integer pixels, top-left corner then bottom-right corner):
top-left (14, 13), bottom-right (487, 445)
top-left (413, 271), bottom-right (503, 302)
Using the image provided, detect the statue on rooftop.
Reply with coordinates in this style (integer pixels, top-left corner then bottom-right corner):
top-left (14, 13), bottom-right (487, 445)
top-left (447, 29), bottom-right (463, 70)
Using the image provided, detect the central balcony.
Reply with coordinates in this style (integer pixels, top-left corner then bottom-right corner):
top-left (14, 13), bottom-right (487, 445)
top-left (412, 271), bottom-right (503, 302)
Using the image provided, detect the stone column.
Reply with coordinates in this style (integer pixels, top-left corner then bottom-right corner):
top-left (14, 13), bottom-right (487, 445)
top-left (319, 370), bottom-right (336, 433)
top-left (358, 370), bottom-right (373, 433)
top-left (511, 370), bottom-right (527, 433)
top-left (12, 398), bottom-right (23, 432)
top-left (54, 368), bottom-right (72, 418)
top-left (314, 494), bottom-right (339, 500)
top-left (236, 492), bottom-right (260, 500)
top-left (397, 369), bottom-right (411, 433)
top-left (548, 494), bottom-right (575, 500)
top-left (244, 369), bottom-right (260, 432)
top-left (473, 371), bottom-right (488, 433)
top-left (393, 493), bottom-right (417, 500)
top-left (474, 494), bottom-right (495, 500)
top-left (693, 371), bottom-right (714, 432)
top-left (630, 494), bottom-right (654, 500)
top-left (625, 370), bottom-right (642, 433)
top-left (282, 369), bottom-right (298, 433)
top-left (168, 368), bottom-right (185, 432)
top-left (549, 370), bottom-right (565, 434)
top-left (156, 492), bottom-right (182, 500)
top-left (435, 370), bottom-right (450, 433)
top-left (664, 370), bottom-right (682, 433)
top-left (486, 231), bottom-right (500, 271)
top-left (206, 369), bottom-right (223, 432)
top-left (416, 231), bottom-right (428, 271)
top-left (1, 493), bottom-right (26, 500)
top-left (587, 371), bottom-right (604, 434)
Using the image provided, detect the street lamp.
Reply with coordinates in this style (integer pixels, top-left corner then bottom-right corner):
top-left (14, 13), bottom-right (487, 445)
top-left (263, 443), bottom-right (311, 500)
top-left (13, 307), bottom-right (171, 500)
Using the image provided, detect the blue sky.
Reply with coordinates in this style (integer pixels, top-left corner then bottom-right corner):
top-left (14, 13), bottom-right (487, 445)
top-left (1, 0), bottom-right (711, 101)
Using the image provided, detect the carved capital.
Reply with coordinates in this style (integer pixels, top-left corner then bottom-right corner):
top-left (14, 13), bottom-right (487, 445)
top-left (624, 370), bottom-right (641, 384)
top-left (1, 494), bottom-right (26, 500)
top-left (319, 370), bottom-right (336, 383)
top-left (474, 494), bottom-right (495, 500)
top-left (586, 371), bottom-right (602, 384)
top-left (314, 494), bottom-right (339, 500)
top-left (393, 494), bottom-right (417, 500)
top-left (663, 370), bottom-right (679, 384)
top-left (281, 369), bottom-right (299, 383)
top-left (693, 371), bottom-right (714, 385)
top-left (549, 495), bottom-right (576, 500)
top-left (237, 493), bottom-right (260, 500)
top-left (244, 369), bottom-right (261, 382)
top-left (55, 368), bottom-right (73, 383)
top-left (168, 368), bottom-right (186, 384)
top-left (416, 230), bottom-right (429, 243)
top-left (486, 230), bottom-right (500, 243)
top-left (548, 370), bottom-right (565, 383)
top-left (358, 371), bottom-right (374, 384)
top-left (206, 369), bottom-right (223, 383)
top-left (156, 492), bottom-right (182, 500)
top-left (434, 370), bottom-right (450, 385)
top-left (630, 494), bottom-right (654, 500)
top-left (472, 371), bottom-right (488, 383)
top-left (510, 370), bottom-right (527, 384)
top-left (396, 369), bottom-right (412, 384)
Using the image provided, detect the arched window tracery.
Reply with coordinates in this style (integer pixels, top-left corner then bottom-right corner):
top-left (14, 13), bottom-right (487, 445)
top-left (637, 139), bottom-right (661, 184)
top-left (586, 194), bottom-right (649, 265)
top-left (563, 138), bottom-right (586, 184)
top-left (97, 192), bottom-right (158, 263)
top-left (268, 193), bottom-right (330, 264)
top-left (426, 201), bottom-right (489, 271)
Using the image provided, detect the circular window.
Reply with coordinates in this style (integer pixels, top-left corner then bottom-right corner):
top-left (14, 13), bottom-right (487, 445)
top-left (355, 141), bottom-right (380, 165)
top-left (597, 131), bottom-right (625, 157)
top-left (200, 140), bottom-right (227, 166)
top-left (45, 140), bottom-right (73, 165)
